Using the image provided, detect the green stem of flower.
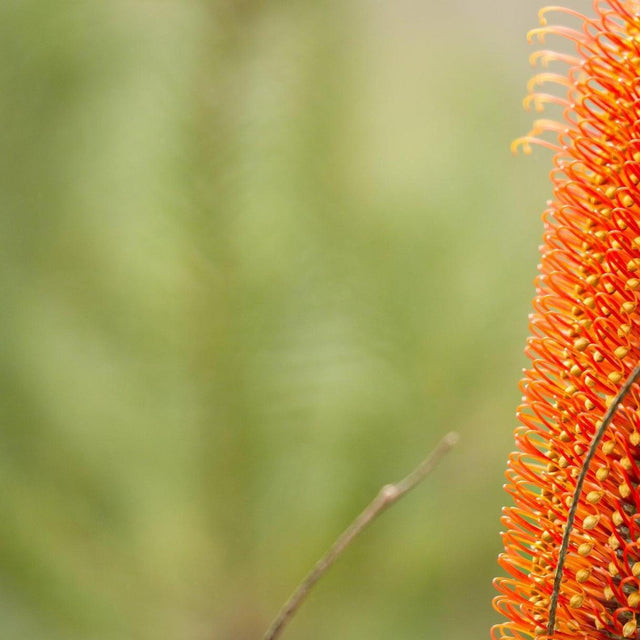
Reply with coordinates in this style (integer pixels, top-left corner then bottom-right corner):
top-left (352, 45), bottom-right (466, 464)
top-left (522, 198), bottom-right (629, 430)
top-left (262, 431), bottom-right (459, 640)
top-left (547, 362), bottom-right (640, 639)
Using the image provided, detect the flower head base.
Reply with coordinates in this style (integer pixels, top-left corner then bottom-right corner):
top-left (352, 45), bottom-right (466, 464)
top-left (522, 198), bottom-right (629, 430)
top-left (493, 3), bottom-right (640, 640)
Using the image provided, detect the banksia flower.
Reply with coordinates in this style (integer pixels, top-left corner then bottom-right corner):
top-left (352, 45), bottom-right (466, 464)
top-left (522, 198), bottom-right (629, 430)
top-left (492, 3), bottom-right (640, 640)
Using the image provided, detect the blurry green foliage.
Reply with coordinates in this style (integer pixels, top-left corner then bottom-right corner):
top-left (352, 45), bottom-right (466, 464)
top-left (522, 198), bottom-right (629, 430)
top-left (1, 1), bottom-right (551, 639)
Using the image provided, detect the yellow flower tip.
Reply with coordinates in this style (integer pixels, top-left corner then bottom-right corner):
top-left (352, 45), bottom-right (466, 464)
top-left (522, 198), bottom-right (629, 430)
top-left (608, 371), bottom-right (623, 384)
top-left (585, 490), bottom-right (603, 504)
top-left (511, 137), bottom-right (532, 155)
top-left (619, 482), bottom-right (631, 499)
top-left (627, 259), bottom-right (640, 272)
top-left (567, 619), bottom-right (580, 633)
top-left (615, 346), bottom-right (630, 359)
top-left (626, 279), bottom-right (640, 290)
top-left (628, 591), bottom-right (640, 608)
top-left (622, 193), bottom-right (635, 208)
top-left (537, 8), bottom-right (549, 26)
top-left (529, 50), bottom-right (547, 68)
top-left (527, 28), bottom-right (546, 45)
top-left (573, 337), bottom-right (589, 352)
top-left (522, 94), bottom-right (546, 113)
top-left (569, 593), bottom-right (583, 608)
top-left (575, 567), bottom-right (591, 583)
top-left (623, 618), bottom-right (637, 638)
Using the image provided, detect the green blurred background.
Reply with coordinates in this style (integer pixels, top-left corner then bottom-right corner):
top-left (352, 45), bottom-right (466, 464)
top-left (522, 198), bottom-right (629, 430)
top-left (0, 1), bottom-right (560, 638)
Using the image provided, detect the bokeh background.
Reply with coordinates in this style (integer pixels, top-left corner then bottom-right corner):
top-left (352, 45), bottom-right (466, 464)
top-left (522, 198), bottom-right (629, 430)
top-left (0, 1), bottom-right (580, 638)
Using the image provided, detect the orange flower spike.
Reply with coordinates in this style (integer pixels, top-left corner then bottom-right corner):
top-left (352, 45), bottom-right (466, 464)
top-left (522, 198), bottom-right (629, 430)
top-left (493, 3), bottom-right (640, 640)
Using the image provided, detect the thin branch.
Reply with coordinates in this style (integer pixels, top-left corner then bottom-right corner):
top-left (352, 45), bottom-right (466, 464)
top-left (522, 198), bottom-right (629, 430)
top-left (262, 431), bottom-right (459, 640)
top-left (547, 363), bottom-right (640, 638)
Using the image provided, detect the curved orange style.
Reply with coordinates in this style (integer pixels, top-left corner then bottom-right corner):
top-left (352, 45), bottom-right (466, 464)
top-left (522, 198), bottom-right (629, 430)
top-left (493, 3), bottom-right (640, 640)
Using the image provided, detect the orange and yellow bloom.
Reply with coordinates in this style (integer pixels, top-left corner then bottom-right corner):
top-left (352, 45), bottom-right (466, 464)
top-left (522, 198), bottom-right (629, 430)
top-left (493, 3), bottom-right (640, 640)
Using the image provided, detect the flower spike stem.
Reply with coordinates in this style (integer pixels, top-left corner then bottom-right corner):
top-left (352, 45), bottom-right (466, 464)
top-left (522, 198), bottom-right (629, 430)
top-left (262, 431), bottom-right (459, 640)
top-left (547, 363), bottom-right (640, 639)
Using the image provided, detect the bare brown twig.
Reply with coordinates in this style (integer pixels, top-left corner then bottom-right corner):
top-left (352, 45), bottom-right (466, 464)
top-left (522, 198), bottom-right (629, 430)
top-left (547, 363), bottom-right (640, 638)
top-left (263, 430), bottom-right (459, 640)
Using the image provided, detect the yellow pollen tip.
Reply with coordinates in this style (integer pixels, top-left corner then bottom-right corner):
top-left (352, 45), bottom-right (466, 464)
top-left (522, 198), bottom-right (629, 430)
top-left (569, 593), bottom-right (584, 608)
top-left (586, 490), bottom-right (603, 504)
top-left (511, 138), bottom-right (532, 155)
top-left (577, 541), bottom-right (593, 556)
top-left (576, 567), bottom-right (591, 583)
top-left (567, 620), bottom-right (580, 632)
top-left (628, 591), bottom-right (640, 608)
top-left (623, 618), bottom-right (637, 638)
top-left (574, 337), bottom-right (589, 351)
